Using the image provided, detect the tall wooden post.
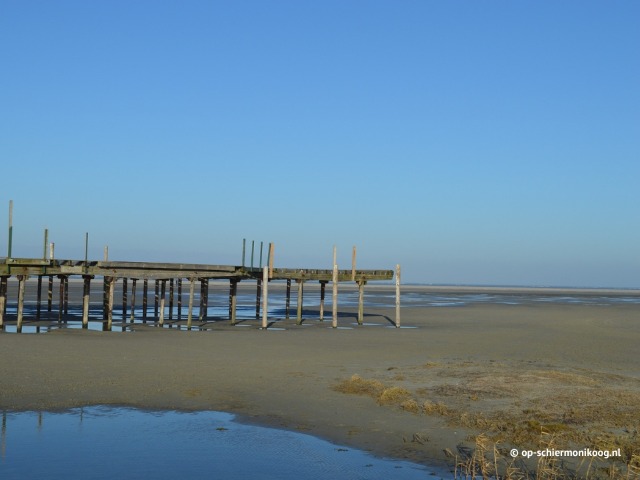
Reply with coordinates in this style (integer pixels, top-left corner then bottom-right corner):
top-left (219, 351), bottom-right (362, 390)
top-left (159, 280), bottom-right (166, 325)
top-left (122, 278), bottom-right (128, 320)
top-left (177, 278), bottom-right (182, 320)
top-left (58, 275), bottom-right (65, 323)
top-left (130, 279), bottom-right (137, 323)
top-left (0, 276), bottom-right (8, 328)
top-left (47, 276), bottom-right (53, 313)
top-left (332, 264), bottom-right (338, 328)
top-left (296, 279), bottom-right (304, 325)
top-left (268, 243), bottom-right (274, 279)
top-left (16, 275), bottom-right (26, 333)
top-left (168, 279), bottom-right (174, 320)
top-left (229, 279), bottom-right (238, 325)
top-left (262, 266), bottom-right (268, 329)
top-left (357, 280), bottom-right (366, 325)
top-left (187, 278), bottom-right (195, 330)
top-left (395, 264), bottom-right (401, 328)
top-left (64, 276), bottom-right (69, 315)
top-left (142, 279), bottom-right (148, 322)
top-left (154, 280), bottom-right (159, 320)
top-left (199, 278), bottom-right (208, 321)
top-left (82, 275), bottom-right (92, 328)
top-left (319, 281), bottom-right (327, 321)
top-left (285, 279), bottom-right (291, 319)
top-left (255, 277), bottom-right (262, 320)
top-left (36, 276), bottom-right (43, 320)
top-left (106, 277), bottom-right (115, 331)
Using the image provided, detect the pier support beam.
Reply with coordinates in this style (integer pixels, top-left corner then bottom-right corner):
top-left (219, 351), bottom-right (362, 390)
top-left (229, 279), bottom-right (238, 325)
top-left (395, 264), bottom-right (401, 328)
top-left (285, 279), bottom-right (291, 320)
top-left (17, 275), bottom-right (27, 333)
top-left (319, 281), bottom-right (327, 321)
top-left (187, 278), bottom-right (195, 330)
top-left (47, 276), bottom-right (53, 313)
top-left (332, 265), bottom-right (338, 328)
top-left (154, 280), bottom-right (159, 321)
top-left (82, 275), bottom-right (93, 328)
top-left (255, 277), bottom-right (262, 320)
top-left (262, 266), bottom-right (268, 329)
top-left (177, 278), bottom-right (183, 320)
top-left (357, 280), bottom-right (366, 325)
top-left (122, 278), bottom-right (128, 321)
top-left (199, 278), bottom-right (208, 321)
top-left (130, 279), bottom-right (137, 323)
top-left (159, 280), bottom-right (166, 325)
top-left (58, 275), bottom-right (66, 323)
top-left (296, 279), bottom-right (304, 325)
top-left (142, 279), bottom-right (148, 322)
top-left (105, 276), bottom-right (115, 331)
top-left (36, 276), bottom-right (43, 320)
top-left (168, 279), bottom-right (174, 320)
top-left (0, 276), bottom-right (8, 328)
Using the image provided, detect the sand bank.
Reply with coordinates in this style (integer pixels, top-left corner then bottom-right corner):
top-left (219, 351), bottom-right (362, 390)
top-left (1, 292), bottom-right (639, 475)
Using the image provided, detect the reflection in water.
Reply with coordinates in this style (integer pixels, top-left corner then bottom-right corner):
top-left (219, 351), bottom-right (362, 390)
top-left (0, 406), bottom-right (441, 480)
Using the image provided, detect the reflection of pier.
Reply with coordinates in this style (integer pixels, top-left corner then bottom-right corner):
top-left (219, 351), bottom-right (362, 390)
top-left (0, 258), bottom-right (400, 332)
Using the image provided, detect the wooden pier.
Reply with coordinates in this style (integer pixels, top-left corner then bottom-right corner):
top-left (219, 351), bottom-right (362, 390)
top-left (0, 257), bottom-right (399, 332)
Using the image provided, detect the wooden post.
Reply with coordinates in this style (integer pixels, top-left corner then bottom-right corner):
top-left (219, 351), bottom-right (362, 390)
top-left (82, 275), bottom-right (92, 328)
top-left (255, 277), bottom-right (262, 320)
top-left (296, 279), bottom-right (304, 325)
top-left (130, 279), bottom-right (137, 323)
top-left (199, 278), bottom-right (208, 321)
top-left (106, 276), bottom-right (115, 331)
top-left (262, 266), bottom-right (268, 329)
top-left (47, 276), bottom-right (53, 312)
top-left (7, 200), bottom-right (13, 259)
top-left (351, 246), bottom-right (356, 281)
top-left (332, 264), bottom-right (338, 328)
top-left (49, 242), bottom-right (55, 261)
top-left (64, 276), bottom-right (69, 315)
top-left (16, 275), bottom-right (26, 333)
top-left (103, 246), bottom-right (108, 261)
top-left (142, 279), bottom-right (148, 322)
top-left (229, 279), bottom-right (238, 325)
top-left (0, 276), bottom-right (8, 328)
top-left (268, 243), bottom-right (274, 279)
top-left (154, 280), bottom-right (159, 320)
top-left (122, 278), bottom-right (128, 320)
top-left (36, 276), bottom-right (43, 320)
top-left (168, 279), bottom-right (174, 320)
top-left (187, 278), bottom-right (195, 330)
top-left (178, 278), bottom-right (182, 320)
top-left (357, 280), bottom-right (366, 325)
top-left (159, 280), bottom-right (166, 325)
top-left (58, 275), bottom-right (65, 323)
top-left (395, 264), bottom-right (401, 328)
top-left (285, 279), bottom-right (291, 319)
top-left (319, 281), bottom-right (326, 321)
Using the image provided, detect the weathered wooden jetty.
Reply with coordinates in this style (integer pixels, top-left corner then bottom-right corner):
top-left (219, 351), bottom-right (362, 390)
top-left (0, 257), bottom-right (400, 333)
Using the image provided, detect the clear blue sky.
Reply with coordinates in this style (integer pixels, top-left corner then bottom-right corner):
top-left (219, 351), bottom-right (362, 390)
top-left (1, 1), bottom-right (638, 287)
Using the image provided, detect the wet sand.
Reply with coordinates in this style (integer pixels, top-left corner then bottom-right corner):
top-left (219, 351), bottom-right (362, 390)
top-left (1, 285), bottom-right (639, 474)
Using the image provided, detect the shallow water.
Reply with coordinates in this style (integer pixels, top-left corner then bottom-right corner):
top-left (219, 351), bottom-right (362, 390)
top-left (0, 406), bottom-right (442, 480)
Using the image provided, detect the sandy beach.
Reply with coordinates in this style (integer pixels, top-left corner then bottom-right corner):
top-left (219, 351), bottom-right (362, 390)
top-left (1, 285), bottom-right (639, 477)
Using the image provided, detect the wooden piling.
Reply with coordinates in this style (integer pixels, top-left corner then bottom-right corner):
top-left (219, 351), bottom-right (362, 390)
top-left (177, 278), bottom-right (182, 320)
top-left (106, 277), bottom-right (115, 331)
top-left (36, 276), bottom-right (43, 320)
top-left (159, 280), bottom-right (166, 325)
top-left (0, 276), bottom-right (8, 328)
top-left (47, 276), bottom-right (53, 313)
top-left (268, 243), bottom-right (274, 279)
top-left (17, 275), bottom-right (26, 333)
top-left (285, 279), bottom-right (291, 319)
top-left (168, 279), bottom-right (174, 320)
top-left (130, 279), bottom-right (137, 323)
top-left (199, 278), bottom-right (208, 321)
top-left (395, 264), bottom-right (401, 328)
top-left (122, 278), bottom-right (128, 320)
top-left (262, 266), bottom-right (268, 329)
top-left (319, 281), bottom-right (327, 321)
top-left (296, 279), bottom-right (304, 325)
top-left (187, 278), bottom-right (195, 330)
top-left (154, 280), bottom-right (159, 320)
top-left (82, 275), bottom-right (92, 328)
top-left (58, 275), bottom-right (65, 323)
top-left (142, 279), bottom-right (148, 322)
top-left (255, 277), bottom-right (262, 320)
top-left (63, 276), bottom-right (69, 315)
top-left (229, 279), bottom-right (238, 325)
top-left (332, 264), bottom-right (338, 328)
top-left (357, 280), bottom-right (366, 325)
